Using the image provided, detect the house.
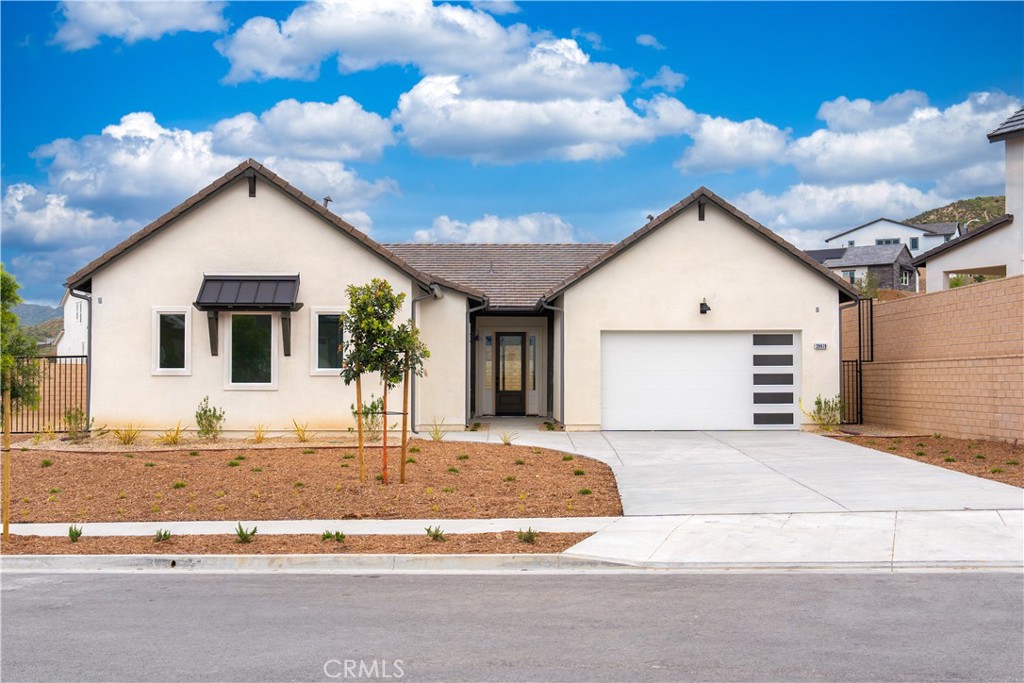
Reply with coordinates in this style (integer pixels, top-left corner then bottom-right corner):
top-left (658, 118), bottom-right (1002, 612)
top-left (806, 244), bottom-right (917, 292)
top-left (64, 159), bottom-right (858, 434)
top-left (913, 107), bottom-right (1023, 291)
top-left (55, 289), bottom-right (89, 357)
top-left (824, 218), bottom-right (959, 258)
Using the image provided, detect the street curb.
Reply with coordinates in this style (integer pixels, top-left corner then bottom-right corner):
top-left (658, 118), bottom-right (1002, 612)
top-left (2, 554), bottom-right (1021, 574)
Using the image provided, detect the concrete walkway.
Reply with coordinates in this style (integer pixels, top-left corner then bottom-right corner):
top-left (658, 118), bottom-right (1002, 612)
top-left (5, 429), bottom-right (1021, 570)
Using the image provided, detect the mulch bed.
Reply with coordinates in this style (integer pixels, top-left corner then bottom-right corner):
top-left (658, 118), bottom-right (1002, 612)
top-left (4, 440), bottom-right (621, 523)
top-left (828, 434), bottom-right (1023, 487)
top-left (0, 532), bottom-right (590, 555)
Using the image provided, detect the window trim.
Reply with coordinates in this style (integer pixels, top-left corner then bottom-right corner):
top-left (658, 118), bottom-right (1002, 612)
top-left (900, 270), bottom-right (911, 286)
top-left (841, 270), bottom-right (856, 284)
top-left (224, 312), bottom-right (278, 390)
top-left (309, 307), bottom-right (345, 376)
top-left (151, 307), bottom-right (191, 376)
top-left (909, 237), bottom-right (919, 250)
top-left (875, 238), bottom-right (900, 245)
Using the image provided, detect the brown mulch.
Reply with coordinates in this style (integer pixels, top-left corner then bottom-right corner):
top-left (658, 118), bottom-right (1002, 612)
top-left (0, 532), bottom-right (590, 555)
top-left (3, 440), bottom-right (621, 523)
top-left (828, 434), bottom-right (1023, 487)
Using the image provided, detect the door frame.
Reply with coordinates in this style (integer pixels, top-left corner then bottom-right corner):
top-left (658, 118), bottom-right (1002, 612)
top-left (495, 332), bottom-right (527, 416)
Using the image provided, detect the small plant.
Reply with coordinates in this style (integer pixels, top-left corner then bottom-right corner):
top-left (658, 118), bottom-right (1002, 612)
top-left (516, 527), bottom-right (538, 544)
top-left (154, 529), bottom-right (171, 543)
top-left (252, 423), bottom-right (268, 444)
top-left (227, 460), bottom-right (240, 467)
top-left (944, 457), bottom-right (956, 462)
top-left (940, 449), bottom-right (950, 454)
top-left (1007, 460), bottom-right (1019, 466)
top-left (406, 457), bottom-right (417, 464)
top-left (48, 488), bottom-right (61, 494)
top-left (172, 481), bottom-right (187, 489)
top-left (975, 454), bottom-right (986, 460)
top-left (235, 523), bottom-right (257, 543)
top-left (188, 450), bottom-right (199, 457)
top-left (514, 459), bottom-right (525, 465)
top-left (915, 442), bottom-right (925, 448)
top-left (375, 473), bottom-right (384, 481)
top-left (468, 422), bottom-right (481, 432)
top-left (158, 421), bottom-right (185, 445)
top-left (113, 423), bottom-right (143, 446)
top-left (124, 453), bottom-right (135, 459)
top-left (292, 419), bottom-right (315, 443)
top-left (498, 430), bottom-right (518, 445)
top-left (914, 451), bottom-right (926, 456)
top-left (543, 421), bottom-right (556, 431)
top-left (441, 487), bottom-right (455, 493)
top-left (294, 481), bottom-right (304, 488)
top-left (425, 525), bottom-right (446, 542)
top-left (578, 488), bottom-right (592, 495)
top-left (342, 453), bottom-right (355, 459)
top-left (195, 396), bottom-right (226, 440)
top-left (321, 530), bottom-right (346, 543)
top-left (562, 455), bottom-right (574, 461)
top-left (65, 407), bottom-right (91, 443)
top-left (40, 459), bottom-right (53, 468)
top-left (447, 466), bottom-right (460, 474)
top-left (250, 467), bottom-right (262, 472)
top-left (235, 455), bottom-right (245, 461)
top-left (352, 395), bottom-right (385, 443)
top-left (428, 417), bottom-right (446, 442)
top-left (302, 448), bottom-right (315, 455)
top-left (932, 433), bottom-right (942, 439)
top-left (991, 468), bottom-right (1005, 474)
top-left (504, 476), bottom-right (517, 482)
top-left (144, 462), bottom-right (155, 467)
top-left (457, 454), bottom-right (469, 461)
top-left (799, 395), bottom-right (844, 432)
top-left (573, 469), bottom-right (585, 476)
top-left (68, 525), bottom-right (83, 543)
top-left (408, 446), bottom-right (421, 453)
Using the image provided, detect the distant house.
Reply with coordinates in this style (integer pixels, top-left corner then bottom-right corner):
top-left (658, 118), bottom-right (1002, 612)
top-left (824, 218), bottom-right (959, 258)
top-left (914, 107), bottom-right (1023, 291)
top-left (55, 289), bottom-right (88, 357)
top-left (807, 244), bottom-right (917, 292)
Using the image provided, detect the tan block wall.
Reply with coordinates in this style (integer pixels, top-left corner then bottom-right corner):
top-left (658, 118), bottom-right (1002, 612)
top-left (841, 275), bottom-right (1024, 442)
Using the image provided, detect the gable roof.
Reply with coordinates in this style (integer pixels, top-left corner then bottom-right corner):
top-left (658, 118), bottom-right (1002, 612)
top-left (386, 243), bottom-right (611, 310)
top-left (988, 107), bottom-right (1024, 143)
top-left (823, 244), bottom-right (911, 268)
top-left (805, 247), bottom-right (848, 264)
top-left (911, 221), bottom-right (960, 236)
top-left (65, 159), bottom-right (484, 299)
top-left (541, 187), bottom-right (860, 303)
top-left (825, 217), bottom-right (936, 242)
top-left (912, 214), bottom-right (1015, 266)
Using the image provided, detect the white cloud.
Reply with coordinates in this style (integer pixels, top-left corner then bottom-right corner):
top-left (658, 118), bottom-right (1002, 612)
top-left (395, 77), bottom-right (693, 162)
top-left (216, 0), bottom-right (531, 83)
top-left (571, 28), bottom-right (604, 51)
top-left (677, 115), bottom-right (790, 173)
top-left (212, 96), bottom-right (395, 162)
top-left (413, 212), bottom-right (576, 243)
top-left (53, 1), bottom-right (226, 50)
top-left (2, 183), bottom-right (135, 247)
top-left (736, 181), bottom-right (950, 234)
top-left (10, 247), bottom-right (108, 294)
top-left (934, 161), bottom-right (1005, 199)
top-left (816, 90), bottom-right (930, 132)
top-left (636, 34), bottom-right (665, 50)
top-left (642, 66), bottom-right (686, 92)
top-left (338, 210), bottom-right (374, 234)
top-left (471, 1), bottom-right (521, 15)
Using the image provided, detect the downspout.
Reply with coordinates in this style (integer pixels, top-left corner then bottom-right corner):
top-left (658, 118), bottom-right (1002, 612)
top-left (409, 283), bottom-right (443, 433)
top-left (67, 288), bottom-right (92, 431)
top-left (465, 299), bottom-right (488, 426)
top-left (539, 298), bottom-right (564, 426)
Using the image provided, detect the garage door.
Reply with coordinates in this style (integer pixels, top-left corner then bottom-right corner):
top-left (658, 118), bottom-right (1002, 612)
top-left (600, 331), bottom-right (798, 430)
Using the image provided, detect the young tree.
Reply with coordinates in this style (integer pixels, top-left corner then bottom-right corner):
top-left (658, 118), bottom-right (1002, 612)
top-left (340, 279), bottom-right (405, 484)
top-left (2, 264), bottom-right (41, 541)
top-left (393, 322), bottom-right (430, 484)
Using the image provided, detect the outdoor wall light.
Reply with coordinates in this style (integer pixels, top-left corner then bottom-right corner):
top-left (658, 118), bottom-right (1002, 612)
top-left (699, 298), bottom-right (711, 315)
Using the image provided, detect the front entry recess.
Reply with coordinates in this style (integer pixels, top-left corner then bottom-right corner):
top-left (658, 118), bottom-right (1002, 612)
top-left (495, 333), bottom-right (526, 415)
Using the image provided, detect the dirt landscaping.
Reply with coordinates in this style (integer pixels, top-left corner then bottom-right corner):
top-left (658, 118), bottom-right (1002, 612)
top-left (1, 532), bottom-right (590, 555)
top-left (3, 438), bottom-right (621, 523)
top-left (828, 433), bottom-right (1023, 487)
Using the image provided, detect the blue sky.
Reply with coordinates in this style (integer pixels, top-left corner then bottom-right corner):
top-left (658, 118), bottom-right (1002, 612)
top-left (2, 1), bottom-right (1022, 304)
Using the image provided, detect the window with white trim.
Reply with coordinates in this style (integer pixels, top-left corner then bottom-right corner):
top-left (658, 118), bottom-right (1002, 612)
top-left (842, 270), bottom-right (856, 284)
top-left (847, 240), bottom-right (855, 247)
top-left (310, 308), bottom-right (344, 375)
top-left (152, 308), bottom-right (190, 375)
top-left (875, 238), bottom-right (899, 245)
top-left (909, 237), bottom-right (919, 250)
top-left (226, 313), bottom-right (277, 389)
top-left (900, 270), bottom-right (911, 286)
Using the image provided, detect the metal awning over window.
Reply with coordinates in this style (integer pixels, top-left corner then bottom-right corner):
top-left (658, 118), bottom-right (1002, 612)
top-left (194, 275), bottom-right (303, 357)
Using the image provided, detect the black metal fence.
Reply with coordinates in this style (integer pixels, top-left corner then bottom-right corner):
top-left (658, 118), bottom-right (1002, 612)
top-left (840, 360), bottom-right (861, 424)
top-left (8, 356), bottom-right (88, 434)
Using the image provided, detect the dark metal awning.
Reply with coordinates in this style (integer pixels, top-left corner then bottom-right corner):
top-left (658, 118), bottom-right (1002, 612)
top-left (194, 275), bottom-right (303, 311)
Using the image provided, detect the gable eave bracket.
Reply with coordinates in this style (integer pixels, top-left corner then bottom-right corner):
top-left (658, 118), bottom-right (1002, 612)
top-left (206, 310), bottom-right (219, 356)
top-left (244, 168), bottom-right (256, 197)
top-left (282, 311), bottom-right (292, 357)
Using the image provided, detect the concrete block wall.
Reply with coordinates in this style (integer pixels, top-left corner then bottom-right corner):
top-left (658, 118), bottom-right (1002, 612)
top-left (841, 275), bottom-right (1023, 442)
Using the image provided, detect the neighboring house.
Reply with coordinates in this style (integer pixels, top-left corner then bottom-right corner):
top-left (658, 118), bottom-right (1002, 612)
top-left (55, 289), bottom-right (89, 357)
top-left (914, 107), bottom-right (1024, 291)
top-left (65, 160), bottom-right (857, 434)
top-left (807, 244), bottom-right (917, 292)
top-left (824, 218), bottom-right (959, 257)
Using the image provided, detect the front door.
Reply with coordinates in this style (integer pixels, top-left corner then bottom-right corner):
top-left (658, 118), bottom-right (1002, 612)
top-left (495, 332), bottom-right (526, 415)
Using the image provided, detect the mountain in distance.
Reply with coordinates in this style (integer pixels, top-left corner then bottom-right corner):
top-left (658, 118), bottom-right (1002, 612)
top-left (907, 196), bottom-right (1005, 229)
top-left (12, 303), bottom-right (62, 326)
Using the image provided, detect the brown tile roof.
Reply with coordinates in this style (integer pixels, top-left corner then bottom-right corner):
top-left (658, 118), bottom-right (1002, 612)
top-left (541, 187), bottom-right (861, 302)
top-left (64, 159), bottom-right (484, 299)
top-left (988, 107), bottom-right (1024, 142)
top-left (385, 243), bottom-right (612, 309)
top-left (912, 214), bottom-right (1015, 266)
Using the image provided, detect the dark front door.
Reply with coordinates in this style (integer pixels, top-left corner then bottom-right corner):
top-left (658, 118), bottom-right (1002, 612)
top-left (495, 333), bottom-right (526, 415)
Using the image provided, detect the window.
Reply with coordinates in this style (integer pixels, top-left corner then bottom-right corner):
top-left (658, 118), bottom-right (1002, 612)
top-left (75, 301), bottom-right (83, 323)
top-left (944, 235), bottom-right (952, 242)
top-left (310, 308), bottom-right (343, 375)
top-left (152, 308), bottom-right (190, 375)
top-left (909, 237), bottom-right (919, 250)
top-left (227, 313), bottom-right (276, 388)
top-left (847, 240), bottom-right (855, 247)
top-left (875, 238), bottom-right (899, 245)
top-left (900, 270), bottom-right (911, 286)
top-left (842, 270), bottom-right (856, 284)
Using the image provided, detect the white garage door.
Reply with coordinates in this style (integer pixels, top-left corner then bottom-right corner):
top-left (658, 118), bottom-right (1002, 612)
top-left (600, 331), bottom-right (798, 430)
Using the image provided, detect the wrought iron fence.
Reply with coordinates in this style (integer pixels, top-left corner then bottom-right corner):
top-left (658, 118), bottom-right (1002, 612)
top-left (840, 359), bottom-right (861, 424)
top-left (8, 356), bottom-right (88, 434)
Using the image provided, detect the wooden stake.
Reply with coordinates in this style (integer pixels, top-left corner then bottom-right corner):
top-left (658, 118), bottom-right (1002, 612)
top-left (381, 387), bottom-right (389, 484)
top-left (356, 375), bottom-right (365, 483)
top-left (3, 387), bottom-right (12, 542)
top-left (400, 367), bottom-right (410, 484)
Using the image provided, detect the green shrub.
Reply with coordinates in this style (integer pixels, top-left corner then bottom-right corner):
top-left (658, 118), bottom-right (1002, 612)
top-left (321, 530), bottom-right (346, 543)
top-left (235, 523), bottom-right (257, 543)
top-left (799, 394), bottom-right (844, 431)
top-left (351, 395), bottom-right (384, 443)
top-left (68, 525), bottom-right (83, 543)
top-left (516, 527), bottom-right (538, 544)
top-left (40, 459), bottom-right (53, 468)
top-left (154, 529), bottom-right (171, 543)
top-left (425, 525), bottom-right (446, 542)
top-left (578, 488), bottom-right (592, 495)
top-left (113, 423), bottom-right (143, 446)
top-left (195, 397), bottom-right (225, 440)
top-left (172, 481), bottom-right (187, 489)
top-left (573, 469), bottom-right (585, 476)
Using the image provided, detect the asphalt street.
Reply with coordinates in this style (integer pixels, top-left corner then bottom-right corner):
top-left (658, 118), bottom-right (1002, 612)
top-left (2, 572), bottom-right (1021, 682)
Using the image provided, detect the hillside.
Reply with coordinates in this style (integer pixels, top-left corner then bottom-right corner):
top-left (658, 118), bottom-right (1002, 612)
top-left (907, 196), bottom-right (1005, 228)
top-left (12, 303), bottom-right (61, 326)
top-left (27, 318), bottom-right (64, 355)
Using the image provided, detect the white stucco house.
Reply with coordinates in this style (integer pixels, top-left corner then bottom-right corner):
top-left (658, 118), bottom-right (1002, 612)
top-left (55, 288), bottom-right (89, 357)
top-left (824, 217), bottom-right (959, 258)
top-left (914, 108), bottom-right (1023, 291)
top-left (65, 160), bottom-right (858, 434)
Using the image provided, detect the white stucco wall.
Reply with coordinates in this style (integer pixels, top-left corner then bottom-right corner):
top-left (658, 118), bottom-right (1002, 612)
top-left (825, 219), bottom-right (947, 256)
top-left (87, 176), bottom-right (465, 433)
top-left (57, 290), bottom-right (89, 356)
top-left (414, 286), bottom-right (469, 431)
top-left (925, 221), bottom-right (1021, 291)
top-left (561, 201), bottom-right (843, 430)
